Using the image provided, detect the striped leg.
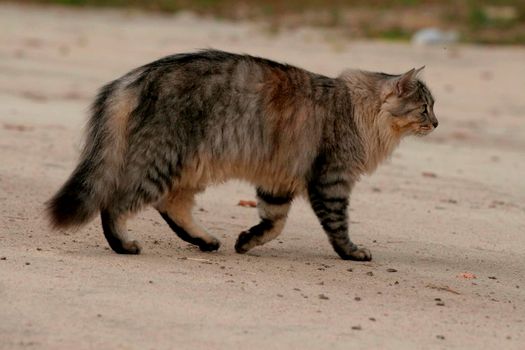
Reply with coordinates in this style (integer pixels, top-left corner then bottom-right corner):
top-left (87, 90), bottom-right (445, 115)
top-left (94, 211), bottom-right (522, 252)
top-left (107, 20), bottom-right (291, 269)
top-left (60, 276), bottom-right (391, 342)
top-left (235, 188), bottom-right (292, 254)
top-left (308, 177), bottom-right (371, 261)
top-left (157, 188), bottom-right (220, 252)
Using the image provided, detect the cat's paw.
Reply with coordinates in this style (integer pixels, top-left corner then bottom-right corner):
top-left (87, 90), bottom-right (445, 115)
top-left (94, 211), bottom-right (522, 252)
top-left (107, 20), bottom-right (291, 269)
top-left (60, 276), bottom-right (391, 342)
top-left (339, 246), bottom-right (372, 261)
top-left (198, 238), bottom-right (221, 252)
top-left (119, 240), bottom-right (142, 254)
top-left (234, 231), bottom-right (255, 254)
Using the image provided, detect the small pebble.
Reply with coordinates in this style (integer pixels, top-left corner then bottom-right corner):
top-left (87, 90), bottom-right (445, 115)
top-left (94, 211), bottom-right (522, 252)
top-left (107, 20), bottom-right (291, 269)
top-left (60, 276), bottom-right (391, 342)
top-left (319, 294), bottom-right (329, 300)
top-left (0, 257), bottom-right (6, 260)
top-left (351, 325), bottom-right (362, 330)
top-left (436, 301), bottom-right (445, 306)
top-left (488, 276), bottom-right (497, 280)
top-left (436, 335), bottom-right (445, 340)
top-left (366, 271), bottom-right (374, 276)
top-left (148, 280), bottom-right (153, 284)
top-left (387, 268), bottom-right (398, 273)
top-left (277, 294), bottom-right (284, 298)
top-left (347, 268), bottom-right (353, 272)
top-left (369, 317), bottom-right (376, 322)
top-left (36, 248), bottom-right (42, 251)
top-left (25, 262), bottom-right (30, 266)
top-left (354, 296), bottom-right (361, 301)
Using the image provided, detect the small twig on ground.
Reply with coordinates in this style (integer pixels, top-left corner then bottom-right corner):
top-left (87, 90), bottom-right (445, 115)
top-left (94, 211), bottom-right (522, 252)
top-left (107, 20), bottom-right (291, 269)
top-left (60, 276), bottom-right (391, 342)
top-left (426, 283), bottom-right (461, 295)
top-left (180, 257), bottom-right (213, 264)
top-left (237, 200), bottom-right (257, 208)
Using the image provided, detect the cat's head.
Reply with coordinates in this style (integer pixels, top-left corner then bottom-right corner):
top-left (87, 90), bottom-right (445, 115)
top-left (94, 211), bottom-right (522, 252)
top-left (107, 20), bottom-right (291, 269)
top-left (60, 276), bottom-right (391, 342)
top-left (380, 67), bottom-right (438, 137)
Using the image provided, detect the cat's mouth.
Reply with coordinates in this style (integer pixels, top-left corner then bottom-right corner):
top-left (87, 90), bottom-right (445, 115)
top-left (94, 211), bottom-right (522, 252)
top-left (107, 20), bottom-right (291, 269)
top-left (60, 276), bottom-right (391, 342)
top-left (415, 124), bottom-right (435, 136)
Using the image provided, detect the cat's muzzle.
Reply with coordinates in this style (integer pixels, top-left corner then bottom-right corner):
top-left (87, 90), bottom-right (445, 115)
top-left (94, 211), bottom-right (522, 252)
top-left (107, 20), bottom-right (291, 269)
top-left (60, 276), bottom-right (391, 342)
top-left (416, 124), bottom-right (436, 136)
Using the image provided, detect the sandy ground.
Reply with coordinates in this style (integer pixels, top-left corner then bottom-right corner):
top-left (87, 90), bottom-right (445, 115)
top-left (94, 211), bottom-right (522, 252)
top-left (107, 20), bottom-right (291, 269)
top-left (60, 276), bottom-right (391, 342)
top-left (1, 3), bottom-right (524, 349)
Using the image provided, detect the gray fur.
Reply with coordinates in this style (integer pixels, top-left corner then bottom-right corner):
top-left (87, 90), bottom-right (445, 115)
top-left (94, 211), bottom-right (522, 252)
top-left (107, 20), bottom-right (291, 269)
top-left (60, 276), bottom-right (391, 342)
top-left (47, 49), bottom-right (437, 260)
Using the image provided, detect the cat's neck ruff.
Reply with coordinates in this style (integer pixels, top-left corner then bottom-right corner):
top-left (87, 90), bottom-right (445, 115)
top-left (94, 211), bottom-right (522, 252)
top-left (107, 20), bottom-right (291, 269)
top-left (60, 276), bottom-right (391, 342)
top-left (340, 70), bottom-right (403, 174)
top-left (357, 110), bottom-right (402, 175)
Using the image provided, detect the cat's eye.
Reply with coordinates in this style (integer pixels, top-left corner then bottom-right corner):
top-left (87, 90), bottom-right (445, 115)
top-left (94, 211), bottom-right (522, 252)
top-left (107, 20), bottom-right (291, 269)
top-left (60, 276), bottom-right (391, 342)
top-left (422, 105), bottom-right (428, 115)
top-left (405, 106), bottom-right (420, 114)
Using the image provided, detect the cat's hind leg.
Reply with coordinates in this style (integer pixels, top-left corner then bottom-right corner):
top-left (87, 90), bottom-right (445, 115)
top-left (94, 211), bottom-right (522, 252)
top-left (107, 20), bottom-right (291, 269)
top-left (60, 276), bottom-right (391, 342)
top-left (101, 209), bottom-right (141, 254)
top-left (100, 174), bottom-right (174, 254)
top-left (235, 188), bottom-right (292, 254)
top-left (157, 188), bottom-right (220, 252)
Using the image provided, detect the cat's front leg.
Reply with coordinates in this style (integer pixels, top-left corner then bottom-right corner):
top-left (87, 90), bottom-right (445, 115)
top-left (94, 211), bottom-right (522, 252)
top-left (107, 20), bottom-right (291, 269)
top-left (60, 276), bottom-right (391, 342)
top-left (307, 178), bottom-right (372, 261)
top-left (235, 188), bottom-right (292, 254)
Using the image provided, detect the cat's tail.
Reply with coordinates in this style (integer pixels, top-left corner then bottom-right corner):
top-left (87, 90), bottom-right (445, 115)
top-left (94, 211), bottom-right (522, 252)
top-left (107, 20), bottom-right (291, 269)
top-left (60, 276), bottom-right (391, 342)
top-left (46, 156), bottom-right (102, 228)
top-left (47, 79), bottom-right (135, 228)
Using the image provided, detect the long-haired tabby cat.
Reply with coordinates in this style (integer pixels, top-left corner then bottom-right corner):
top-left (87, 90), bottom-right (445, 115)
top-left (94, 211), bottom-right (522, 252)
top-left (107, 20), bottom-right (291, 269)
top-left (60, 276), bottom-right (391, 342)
top-left (47, 50), bottom-right (437, 261)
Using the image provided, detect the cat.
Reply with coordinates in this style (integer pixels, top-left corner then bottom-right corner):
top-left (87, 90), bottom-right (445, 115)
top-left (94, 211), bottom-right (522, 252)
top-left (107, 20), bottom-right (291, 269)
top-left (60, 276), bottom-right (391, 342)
top-left (47, 49), bottom-right (437, 261)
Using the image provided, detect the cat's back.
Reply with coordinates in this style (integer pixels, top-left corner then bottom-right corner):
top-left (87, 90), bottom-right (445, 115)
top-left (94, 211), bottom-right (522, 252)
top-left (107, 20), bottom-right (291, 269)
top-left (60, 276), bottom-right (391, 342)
top-left (129, 49), bottom-right (320, 94)
top-left (126, 50), bottom-right (344, 154)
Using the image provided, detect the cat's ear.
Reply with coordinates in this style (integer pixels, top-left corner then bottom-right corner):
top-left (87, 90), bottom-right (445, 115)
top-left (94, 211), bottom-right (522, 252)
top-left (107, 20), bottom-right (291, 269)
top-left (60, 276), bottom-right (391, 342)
top-left (393, 68), bottom-right (420, 97)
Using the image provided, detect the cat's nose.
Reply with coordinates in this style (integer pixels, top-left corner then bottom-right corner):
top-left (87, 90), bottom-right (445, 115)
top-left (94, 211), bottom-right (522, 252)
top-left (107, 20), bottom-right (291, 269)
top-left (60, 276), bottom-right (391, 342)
top-left (432, 121), bottom-right (439, 128)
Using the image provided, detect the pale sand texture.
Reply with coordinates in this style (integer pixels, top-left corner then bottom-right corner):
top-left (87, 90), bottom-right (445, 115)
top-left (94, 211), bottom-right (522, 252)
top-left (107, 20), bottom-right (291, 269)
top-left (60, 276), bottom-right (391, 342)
top-left (0, 4), bottom-right (524, 349)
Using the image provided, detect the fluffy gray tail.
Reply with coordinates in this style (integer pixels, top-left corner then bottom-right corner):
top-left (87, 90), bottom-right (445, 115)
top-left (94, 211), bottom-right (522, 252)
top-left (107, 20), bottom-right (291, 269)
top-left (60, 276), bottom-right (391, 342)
top-left (47, 80), bottom-right (125, 228)
top-left (47, 159), bottom-right (100, 228)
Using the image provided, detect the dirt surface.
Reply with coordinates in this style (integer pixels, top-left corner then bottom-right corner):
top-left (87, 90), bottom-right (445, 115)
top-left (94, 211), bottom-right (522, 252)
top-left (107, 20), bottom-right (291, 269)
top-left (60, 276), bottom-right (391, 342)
top-left (1, 3), bottom-right (524, 349)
